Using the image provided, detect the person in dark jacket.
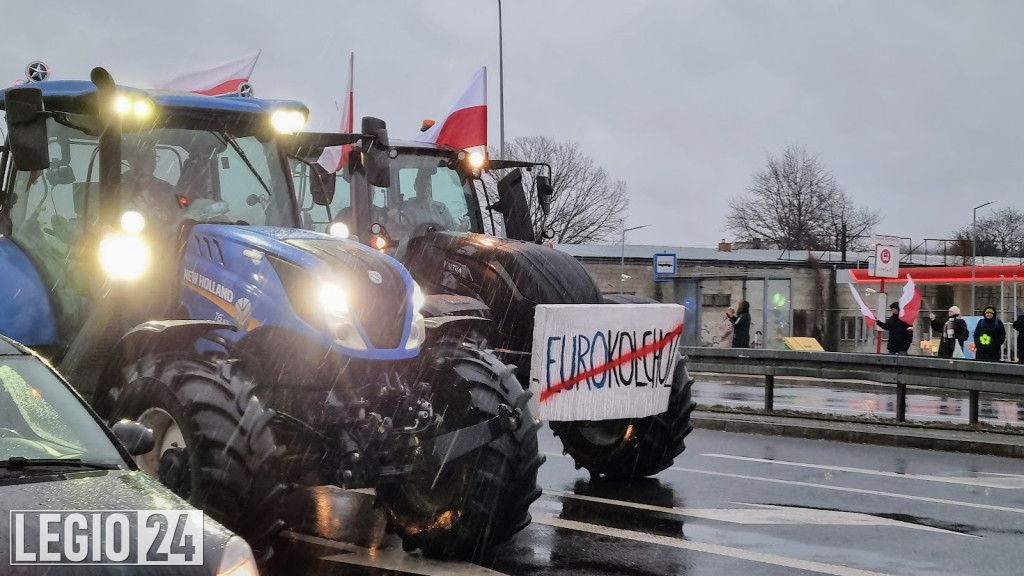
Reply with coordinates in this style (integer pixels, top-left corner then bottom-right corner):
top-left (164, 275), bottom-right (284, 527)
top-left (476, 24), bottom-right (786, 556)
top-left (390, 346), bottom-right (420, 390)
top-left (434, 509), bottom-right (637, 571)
top-left (1013, 313), bottom-right (1024, 364)
top-left (971, 306), bottom-right (1006, 362)
top-left (731, 300), bottom-right (751, 348)
top-left (928, 305), bottom-right (969, 358)
top-left (876, 302), bottom-right (913, 355)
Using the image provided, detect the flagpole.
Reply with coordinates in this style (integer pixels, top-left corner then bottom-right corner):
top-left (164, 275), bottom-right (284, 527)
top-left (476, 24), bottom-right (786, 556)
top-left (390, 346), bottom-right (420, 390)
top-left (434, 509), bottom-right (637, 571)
top-left (497, 0), bottom-right (505, 159)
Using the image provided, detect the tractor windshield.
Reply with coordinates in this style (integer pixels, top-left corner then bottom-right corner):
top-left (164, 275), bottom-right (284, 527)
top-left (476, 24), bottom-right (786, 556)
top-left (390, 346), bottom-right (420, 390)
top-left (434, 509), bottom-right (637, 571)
top-left (298, 148), bottom-right (482, 246)
top-left (4, 117), bottom-right (295, 336)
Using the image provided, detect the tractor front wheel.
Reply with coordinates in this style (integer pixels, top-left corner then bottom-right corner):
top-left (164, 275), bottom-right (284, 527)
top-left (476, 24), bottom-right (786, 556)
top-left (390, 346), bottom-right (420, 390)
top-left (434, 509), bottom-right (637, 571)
top-left (108, 354), bottom-right (288, 561)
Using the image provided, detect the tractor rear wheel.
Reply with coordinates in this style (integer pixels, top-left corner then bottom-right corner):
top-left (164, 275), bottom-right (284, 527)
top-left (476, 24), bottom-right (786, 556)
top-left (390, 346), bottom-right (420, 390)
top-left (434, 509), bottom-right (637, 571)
top-left (550, 354), bottom-right (696, 480)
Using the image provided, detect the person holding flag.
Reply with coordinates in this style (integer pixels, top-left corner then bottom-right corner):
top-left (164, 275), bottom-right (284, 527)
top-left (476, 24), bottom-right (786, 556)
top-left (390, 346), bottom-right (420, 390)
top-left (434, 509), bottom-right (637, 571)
top-left (876, 302), bottom-right (914, 355)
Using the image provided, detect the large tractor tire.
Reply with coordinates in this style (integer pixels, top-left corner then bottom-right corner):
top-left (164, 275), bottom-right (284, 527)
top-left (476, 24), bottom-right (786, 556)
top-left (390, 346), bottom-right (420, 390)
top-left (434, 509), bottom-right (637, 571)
top-left (377, 337), bottom-right (544, 561)
top-left (107, 353), bottom-right (288, 561)
top-left (550, 353), bottom-right (696, 480)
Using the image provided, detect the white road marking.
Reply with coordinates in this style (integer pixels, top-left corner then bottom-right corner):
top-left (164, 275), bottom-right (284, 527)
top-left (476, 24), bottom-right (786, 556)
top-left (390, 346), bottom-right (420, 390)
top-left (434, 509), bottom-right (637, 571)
top-left (282, 531), bottom-right (509, 576)
top-left (549, 491), bottom-right (967, 535)
top-left (701, 453), bottom-right (1024, 489)
top-left (669, 466), bottom-right (1024, 514)
top-left (531, 514), bottom-right (895, 576)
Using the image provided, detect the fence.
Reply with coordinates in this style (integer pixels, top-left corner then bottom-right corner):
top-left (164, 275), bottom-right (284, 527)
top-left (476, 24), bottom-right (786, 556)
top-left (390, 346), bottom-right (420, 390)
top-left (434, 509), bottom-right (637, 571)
top-left (678, 346), bottom-right (1024, 425)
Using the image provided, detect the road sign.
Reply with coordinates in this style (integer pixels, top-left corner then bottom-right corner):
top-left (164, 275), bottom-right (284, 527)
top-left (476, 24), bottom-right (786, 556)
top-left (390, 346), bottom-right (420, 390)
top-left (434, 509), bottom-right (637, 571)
top-left (654, 253), bottom-right (676, 281)
top-left (873, 243), bottom-right (900, 278)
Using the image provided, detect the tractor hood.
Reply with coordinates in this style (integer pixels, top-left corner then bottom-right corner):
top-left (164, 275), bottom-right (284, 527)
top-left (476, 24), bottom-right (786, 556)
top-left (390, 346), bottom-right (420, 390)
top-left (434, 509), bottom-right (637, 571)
top-left (179, 225), bottom-right (419, 358)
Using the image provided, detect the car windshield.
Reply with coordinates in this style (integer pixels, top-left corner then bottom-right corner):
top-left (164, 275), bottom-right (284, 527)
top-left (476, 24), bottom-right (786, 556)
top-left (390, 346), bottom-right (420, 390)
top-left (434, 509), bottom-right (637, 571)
top-left (0, 356), bottom-right (125, 467)
top-left (297, 148), bottom-right (482, 246)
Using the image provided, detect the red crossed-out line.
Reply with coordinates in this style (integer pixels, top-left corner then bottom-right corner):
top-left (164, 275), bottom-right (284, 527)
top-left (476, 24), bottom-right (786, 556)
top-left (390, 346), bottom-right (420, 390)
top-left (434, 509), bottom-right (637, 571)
top-left (539, 323), bottom-right (683, 403)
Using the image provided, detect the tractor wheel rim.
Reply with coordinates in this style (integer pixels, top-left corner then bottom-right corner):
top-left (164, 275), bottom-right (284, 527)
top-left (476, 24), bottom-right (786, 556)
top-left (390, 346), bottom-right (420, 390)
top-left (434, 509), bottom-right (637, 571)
top-left (578, 422), bottom-right (630, 447)
top-left (135, 407), bottom-right (186, 477)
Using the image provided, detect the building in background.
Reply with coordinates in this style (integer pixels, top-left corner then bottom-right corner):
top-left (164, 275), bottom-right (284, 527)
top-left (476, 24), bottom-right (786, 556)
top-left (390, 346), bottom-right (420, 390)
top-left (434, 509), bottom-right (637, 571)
top-left (557, 243), bottom-right (1024, 359)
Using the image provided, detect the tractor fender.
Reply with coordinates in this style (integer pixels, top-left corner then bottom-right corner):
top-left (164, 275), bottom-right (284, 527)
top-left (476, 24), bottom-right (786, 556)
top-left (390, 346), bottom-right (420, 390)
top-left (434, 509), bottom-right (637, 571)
top-left (421, 293), bottom-right (491, 319)
top-left (94, 320), bottom-right (236, 415)
top-left (0, 238), bottom-right (59, 345)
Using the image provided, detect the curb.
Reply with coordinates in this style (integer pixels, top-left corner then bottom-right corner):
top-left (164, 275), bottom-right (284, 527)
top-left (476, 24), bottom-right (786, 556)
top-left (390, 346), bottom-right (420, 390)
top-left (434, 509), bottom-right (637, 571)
top-left (692, 410), bottom-right (1024, 459)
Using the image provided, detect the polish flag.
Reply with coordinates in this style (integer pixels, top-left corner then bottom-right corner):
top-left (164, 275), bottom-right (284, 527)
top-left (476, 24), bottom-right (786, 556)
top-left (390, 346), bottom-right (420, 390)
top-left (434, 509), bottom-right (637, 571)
top-left (317, 52), bottom-right (355, 174)
top-left (848, 284), bottom-right (877, 327)
top-left (413, 67), bottom-right (487, 151)
top-left (898, 275), bottom-right (922, 323)
top-left (156, 50), bottom-right (261, 96)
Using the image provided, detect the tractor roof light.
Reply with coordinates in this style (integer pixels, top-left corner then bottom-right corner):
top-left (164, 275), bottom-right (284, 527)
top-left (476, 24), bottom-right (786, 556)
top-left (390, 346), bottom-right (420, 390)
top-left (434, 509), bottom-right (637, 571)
top-left (114, 94), bottom-right (155, 119)
top-left (271, 109), bottom-right (307, 134)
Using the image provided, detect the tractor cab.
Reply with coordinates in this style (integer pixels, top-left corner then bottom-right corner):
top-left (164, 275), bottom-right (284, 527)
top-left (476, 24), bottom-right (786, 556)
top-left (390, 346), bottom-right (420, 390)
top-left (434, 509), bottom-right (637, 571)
top-left (0, 67), bottom-right (309, 366)
top-left (295, 136), bottom-right (553, 257)
top-left (297, 140), bottom-right (483, 252)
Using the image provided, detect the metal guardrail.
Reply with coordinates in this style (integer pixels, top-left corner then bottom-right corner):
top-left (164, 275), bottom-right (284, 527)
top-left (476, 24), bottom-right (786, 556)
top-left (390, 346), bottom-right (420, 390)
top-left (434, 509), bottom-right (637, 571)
top-left (678, 346), bottom-right (1024, 424)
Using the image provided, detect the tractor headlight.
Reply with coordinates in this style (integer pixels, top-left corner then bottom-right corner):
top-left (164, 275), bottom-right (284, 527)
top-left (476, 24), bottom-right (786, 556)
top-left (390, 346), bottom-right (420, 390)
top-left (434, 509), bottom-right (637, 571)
top-left (412, 282), bottom-right (426, 314)
top-left (319, 282), bottom-right (367, 350)
top-left (319, 283), bottom-right (349, 315)
top-left (467, 150), bottom-right (486, 169)
top-left (99, 233), bottom-right (149, 280)
top-left (271, 109), bottom-right (307, 134)
top-left (406, 282), bottom-right (427, 350)
top-left (327, 221), bottom-right (350, 238)
top-left (120, 210), bottom-right (146, 234)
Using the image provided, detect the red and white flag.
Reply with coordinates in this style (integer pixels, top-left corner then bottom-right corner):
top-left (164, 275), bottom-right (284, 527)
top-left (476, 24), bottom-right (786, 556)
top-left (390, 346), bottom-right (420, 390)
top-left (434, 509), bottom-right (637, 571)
top-left (848, 284), bottom-right (877, 327)
top-left (317, 52), bottom-right (355, 174)
top-left (156, 50), bottom-right (261, 96)
top-left (413, 67), bottom-right (487, 151)
top-left (898, 275), bottom-right (922, 323)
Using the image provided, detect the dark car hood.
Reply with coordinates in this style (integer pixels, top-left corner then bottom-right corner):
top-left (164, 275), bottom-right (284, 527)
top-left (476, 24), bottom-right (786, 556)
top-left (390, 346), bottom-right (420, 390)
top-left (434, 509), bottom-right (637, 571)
top-left (0, 469), bottom-right (232, 574)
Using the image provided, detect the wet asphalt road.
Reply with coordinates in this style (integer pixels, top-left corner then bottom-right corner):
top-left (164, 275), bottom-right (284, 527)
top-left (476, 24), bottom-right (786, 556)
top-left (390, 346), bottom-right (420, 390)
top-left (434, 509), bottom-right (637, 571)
top-left (264, 425), bottom-right (1024, 576)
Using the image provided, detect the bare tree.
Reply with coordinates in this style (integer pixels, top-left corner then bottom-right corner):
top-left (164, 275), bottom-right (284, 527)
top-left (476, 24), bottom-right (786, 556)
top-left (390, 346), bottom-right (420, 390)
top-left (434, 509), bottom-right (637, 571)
top-left (951, 207), bottom-right (1024, 258)
top-left (480, 136), bottom-right (628, 244)
top-left (728, 145), bottom-right (879, 251)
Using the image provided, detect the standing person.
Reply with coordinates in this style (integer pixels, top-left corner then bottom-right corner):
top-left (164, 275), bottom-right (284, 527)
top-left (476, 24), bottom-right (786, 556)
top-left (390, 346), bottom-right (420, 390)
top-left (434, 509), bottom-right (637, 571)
top-left (1014, 313), bottom-right (1024, 363)
top-left (928, 305), bottom-right (969, 359)
top-left (731, 301), bottom-right (751, 348)
top-left (717, 308), bottom-right (735, 348)
top-left (876, 302), bottom-right (913, 355)
top-left (972, 305), bottom-right (1006, 362)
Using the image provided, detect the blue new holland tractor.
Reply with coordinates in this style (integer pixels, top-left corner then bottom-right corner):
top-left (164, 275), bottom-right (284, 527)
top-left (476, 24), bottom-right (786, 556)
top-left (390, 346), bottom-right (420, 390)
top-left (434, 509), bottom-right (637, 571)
top-left (295, 136), bottom-right (696, 481)
top-left (0, 67), bottom-right (541, 561)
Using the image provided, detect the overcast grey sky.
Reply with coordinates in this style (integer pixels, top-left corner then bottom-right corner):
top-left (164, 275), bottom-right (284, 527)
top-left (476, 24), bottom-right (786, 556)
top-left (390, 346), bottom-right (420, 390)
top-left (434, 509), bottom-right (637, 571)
top-left (5, 1), bottom-right (1022, 247)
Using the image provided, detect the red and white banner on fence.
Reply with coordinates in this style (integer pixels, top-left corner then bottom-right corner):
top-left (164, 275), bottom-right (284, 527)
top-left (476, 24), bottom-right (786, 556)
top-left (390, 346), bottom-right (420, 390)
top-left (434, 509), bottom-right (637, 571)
top-left (529, 304), bottom-right (684, 421)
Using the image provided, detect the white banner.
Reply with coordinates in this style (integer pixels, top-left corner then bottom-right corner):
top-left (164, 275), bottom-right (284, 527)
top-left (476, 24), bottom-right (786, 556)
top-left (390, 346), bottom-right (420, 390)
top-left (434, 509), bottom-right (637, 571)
top-left (529, 304), bottom-right (684, 421)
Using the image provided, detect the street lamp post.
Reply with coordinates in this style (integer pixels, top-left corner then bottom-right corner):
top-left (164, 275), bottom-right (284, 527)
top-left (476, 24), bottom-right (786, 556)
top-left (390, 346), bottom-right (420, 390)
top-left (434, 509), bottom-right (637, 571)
top-left (971, 201), bottom-right (996, 315)
top-left (620, 224), bottom-right (650, 294)
top-left (497, 0), bottom-right (505, 159)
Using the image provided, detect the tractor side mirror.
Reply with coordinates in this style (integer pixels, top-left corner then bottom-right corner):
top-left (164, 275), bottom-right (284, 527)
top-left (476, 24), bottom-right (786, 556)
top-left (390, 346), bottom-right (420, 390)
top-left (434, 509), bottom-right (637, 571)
top-left (536, 175), bottom-right (553, 216)
top-left (494, 168), bottom-right (536, 242)
top-left (111, 419), bottom-right (155, 456)
top-left (309, 162), bottom-right (336, 206)
top-left (361, 116), bottom-right (391, 188)
top-left (5, 86), bottom-right (50, 171)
